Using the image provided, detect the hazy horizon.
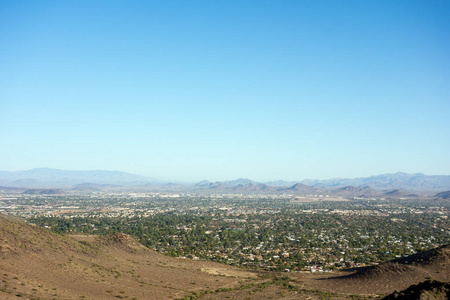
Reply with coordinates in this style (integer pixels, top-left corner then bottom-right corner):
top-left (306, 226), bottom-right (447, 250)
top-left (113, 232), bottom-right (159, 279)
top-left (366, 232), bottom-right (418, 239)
top-left (0, 167), bottom-right (448, 184)
top-left (1, 1), bottom-right (449, 181)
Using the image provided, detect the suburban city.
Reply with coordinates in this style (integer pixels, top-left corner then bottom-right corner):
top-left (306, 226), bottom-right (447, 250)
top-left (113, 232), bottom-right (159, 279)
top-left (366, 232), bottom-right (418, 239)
top-left (2, 191), bottom-right (448, 275)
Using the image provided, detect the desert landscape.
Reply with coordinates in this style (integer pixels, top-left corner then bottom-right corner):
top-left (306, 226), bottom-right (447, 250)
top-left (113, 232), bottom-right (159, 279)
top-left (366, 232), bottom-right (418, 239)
top-left (0, 214), bottom-right (448, 299)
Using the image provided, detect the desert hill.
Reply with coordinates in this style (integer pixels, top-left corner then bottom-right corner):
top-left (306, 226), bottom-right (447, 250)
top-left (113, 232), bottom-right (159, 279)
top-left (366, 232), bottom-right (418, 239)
top-left (383, 279), bottom-right (450, 300)
top-left (435, 190), bottom-right (450, 199)
top-left (304, 244), bottom-right (450, 295)
top-left (22, 188), bottom-right (65, 195)
top-left (382, 189), bottom-right (420, 198)
top-left (333, 185), bottom-right (377, 198)
top-left (0, 215), bottom-right (261, 299)
top-left (283, 183), bottom-right (318, 194)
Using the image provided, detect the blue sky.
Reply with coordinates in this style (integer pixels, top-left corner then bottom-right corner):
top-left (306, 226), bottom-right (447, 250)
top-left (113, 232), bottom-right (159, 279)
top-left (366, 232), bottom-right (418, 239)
top-left (1, 1), bottom-right (449, 181)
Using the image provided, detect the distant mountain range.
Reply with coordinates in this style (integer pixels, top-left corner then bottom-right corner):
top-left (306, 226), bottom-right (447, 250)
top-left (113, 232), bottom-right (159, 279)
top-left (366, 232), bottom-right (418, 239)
top-left (300, 172), bottom-right (450, 192)
top-left (0, 168), bottom-right (155, 188)
top-left (0, 168), bottom-right (449, 195)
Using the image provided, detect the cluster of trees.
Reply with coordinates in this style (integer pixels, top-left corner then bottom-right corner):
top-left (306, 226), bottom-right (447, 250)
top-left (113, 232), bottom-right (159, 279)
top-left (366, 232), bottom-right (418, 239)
top-left (29, 203), bottom-right (449, 271)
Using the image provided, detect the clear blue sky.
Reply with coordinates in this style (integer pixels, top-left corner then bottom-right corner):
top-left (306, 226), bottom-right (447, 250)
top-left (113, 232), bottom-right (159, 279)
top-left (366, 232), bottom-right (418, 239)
top-left (1, 1), bottom-right (449, 181)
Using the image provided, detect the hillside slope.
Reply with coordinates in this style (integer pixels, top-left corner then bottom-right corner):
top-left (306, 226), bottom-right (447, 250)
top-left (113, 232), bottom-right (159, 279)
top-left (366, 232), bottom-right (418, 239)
top-left (383, 279), bottom-right (450, 300)
top-left (0, 215), bottom-right (261, 299)
top-left (305, 244), bottom-right (450, 295)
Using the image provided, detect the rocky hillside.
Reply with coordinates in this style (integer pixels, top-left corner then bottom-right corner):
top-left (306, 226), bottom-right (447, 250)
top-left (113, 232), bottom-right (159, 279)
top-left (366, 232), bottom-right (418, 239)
top-left (0, 215), bottom-right (259, 299)
top-left (309, 244), bottom-right (450, 295)
top-left (383, 279), bottom-right (450, 300)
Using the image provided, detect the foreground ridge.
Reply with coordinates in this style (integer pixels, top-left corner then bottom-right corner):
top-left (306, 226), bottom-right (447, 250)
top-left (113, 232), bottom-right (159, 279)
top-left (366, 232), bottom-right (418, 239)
top-left (383, 279), bottom-right (450, 300)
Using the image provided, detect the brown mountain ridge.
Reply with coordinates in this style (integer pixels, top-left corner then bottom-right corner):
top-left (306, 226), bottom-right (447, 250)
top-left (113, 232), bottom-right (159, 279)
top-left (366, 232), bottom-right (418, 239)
top-left (308, 244), bottom-right (450, 295)
top-left (0, 214), bottom-right (264, 299)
